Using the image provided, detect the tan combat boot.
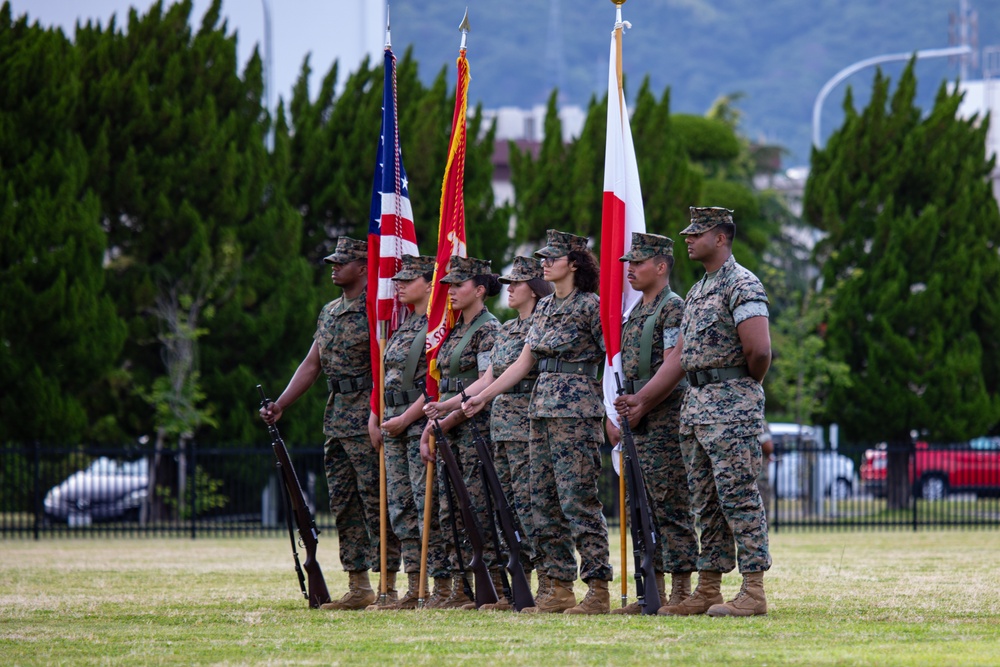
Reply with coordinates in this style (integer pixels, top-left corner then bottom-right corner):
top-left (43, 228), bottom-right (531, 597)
top-left (436, 573), bottom-right (474, 609)
top-left (479, 568), bottom-right (512, 611)
top-left (369, 572), bottom-right (421, 610)
top-left (534, 571), bottom-right (551, 606)
top-left (657, 570), bottom-right (723, 616)
top-left (564, 579), bottom-right (610, 615)
top-left (364, 571), bottom-right (399, 610)
top-left (707, 571), bottom-right (767, 617)
top-left (521, 578), bottom-right (576, 613)
top-left (320, 570), bottom-right (377, 610)
top-left (422, 576), bottom-right (452, 609)
top-left (611, 573), bottom-right (666, 615)
top-left (666, 572), bottom-right (692, 606)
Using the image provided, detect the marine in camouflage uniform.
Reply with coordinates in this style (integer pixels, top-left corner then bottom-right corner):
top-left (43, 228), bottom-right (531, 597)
top-left (260, 237), bottom-right (400, 612)
top-left (489, 257), bottom-right (549, 579)
top-left (433, 256), bottom-right (500, 600)
top-left (612, 233), bottom-right (698, 614)
top-left (664, 207), bottom-right (772, 618)
top-left (379, 255), bottom-right (450, 603)
top-left (526, 231), bottom-right (612, 612)
top-left (460, 231), bottom-right (612, 614)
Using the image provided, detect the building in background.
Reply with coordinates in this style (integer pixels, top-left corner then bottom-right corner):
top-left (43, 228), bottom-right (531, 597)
top-left (956, 46), bottom-right (1000, 201)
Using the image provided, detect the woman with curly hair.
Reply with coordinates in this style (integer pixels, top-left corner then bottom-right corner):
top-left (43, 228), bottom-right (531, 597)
top-left (462, 230), bottom-right (612, 615)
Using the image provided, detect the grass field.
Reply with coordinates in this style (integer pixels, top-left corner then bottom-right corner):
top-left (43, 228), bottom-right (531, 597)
top-left (2, 530), bottom-right (998, 666)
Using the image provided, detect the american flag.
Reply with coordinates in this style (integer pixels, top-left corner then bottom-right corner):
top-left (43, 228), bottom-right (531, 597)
top-left (367, 46), bottom-right (419, 416)
top-left (599, 17), bottom-right (646, 426)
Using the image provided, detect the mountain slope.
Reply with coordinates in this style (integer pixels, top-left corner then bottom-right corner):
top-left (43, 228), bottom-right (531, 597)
top-left (390, 0), bottom-right (1000, 165)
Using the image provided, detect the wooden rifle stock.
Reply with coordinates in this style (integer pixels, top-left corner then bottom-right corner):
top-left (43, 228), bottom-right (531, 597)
top-left (423, 391), bottom-right (498, 608)
top-left (458, 382), bottom-right (534, 610)
top-left (258, 385), bottom-right (332, 609)
top-left (614, 374), bottom-right (661, 615)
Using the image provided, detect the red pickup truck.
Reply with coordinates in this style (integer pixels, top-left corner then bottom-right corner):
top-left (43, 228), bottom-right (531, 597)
top-left (859, 437), bottom-right (1000, 500)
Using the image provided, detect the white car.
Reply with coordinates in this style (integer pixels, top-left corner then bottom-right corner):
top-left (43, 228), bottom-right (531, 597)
top-left (767, 423), bottom-right (856, 500)
top-left (43, 457), bottom-right (149, 525)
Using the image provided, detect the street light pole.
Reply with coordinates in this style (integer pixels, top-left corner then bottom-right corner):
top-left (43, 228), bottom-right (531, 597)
top-left (811, 45), bottom-right (972, 148)
top-left (261, 0), bottom-right (275, 151)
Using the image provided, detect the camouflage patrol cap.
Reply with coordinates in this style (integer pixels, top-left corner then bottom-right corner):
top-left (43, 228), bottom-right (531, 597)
top-left (391, 254), bottom-right (436, 281)
top-left (619, 232), bottom-right (674, 262)
top-left (439, 255), bottom-right (493, 284)
top-left (323, 237), bottom-right (368, 264)
top-left (499, 256), bottom-right (544, 284)
top-left (534, 229), bottom-right (589, 258)
top-left (680, 207), bottom-right (734, 236)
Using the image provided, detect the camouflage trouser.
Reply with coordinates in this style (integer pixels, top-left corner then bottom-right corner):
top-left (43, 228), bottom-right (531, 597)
top-left (632, 430), bottom-right (698, 574)
top-left (324, 434), bottom-right (401, 572)
top-left (435, 421), bottom-right (496, 574)
top-left (530, 416), bottom-right (612, 583)
top-left (385, 430), bottom-right (450, 578)
top-left (494, 438), bottom-right (536, 572)
top-left (679, 421), bottom-right (771, 574)
top-left (756, 469), bottom-right (772, 520)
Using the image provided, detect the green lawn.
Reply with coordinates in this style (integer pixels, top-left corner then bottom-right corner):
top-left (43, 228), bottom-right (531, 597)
top-left (2, 530), bottom-right (998, 665)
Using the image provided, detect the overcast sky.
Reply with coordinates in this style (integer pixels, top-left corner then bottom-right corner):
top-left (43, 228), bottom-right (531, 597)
top-left (16, 0), bottom-right (385, 109)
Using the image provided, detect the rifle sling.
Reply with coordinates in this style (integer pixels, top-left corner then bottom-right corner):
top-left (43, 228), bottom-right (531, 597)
top-left (637, 289), bottom-right (677, 381)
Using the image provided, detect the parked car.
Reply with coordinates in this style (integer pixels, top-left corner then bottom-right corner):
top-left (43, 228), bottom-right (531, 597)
top-left (767, 423), bottom-right (856, 500)
top-left (43, 457), bottom-right (149, 525)
top-left (859, 444), bottom-right (888, 497)
top-left (860, 437), bottom-right (1000, 501)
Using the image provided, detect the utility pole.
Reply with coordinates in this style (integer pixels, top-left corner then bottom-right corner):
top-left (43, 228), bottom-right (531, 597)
top-left (949, 0), bottom-right (979, 80)
top-left (261, 0), bottom-right (274, 152)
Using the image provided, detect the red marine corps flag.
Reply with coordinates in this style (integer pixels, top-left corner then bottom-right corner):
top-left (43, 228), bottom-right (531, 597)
top-left (599, 2), bottom-right (646, 424)
top-left (419, 8), bottom-right (472, 607)
top-left (424, 11), bottom-right (471, 400)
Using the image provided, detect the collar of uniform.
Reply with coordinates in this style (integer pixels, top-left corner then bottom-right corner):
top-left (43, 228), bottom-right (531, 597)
top-left (551, 288), bottom-right (578, 307)
top-left (340, 287), bottom-right (368, 312)
top-left (629, 284), bottom-right (670, 322)
top-left (699, 255), bottom-right (735, 287)
top-left (455, 305), bottom-right (490, 329)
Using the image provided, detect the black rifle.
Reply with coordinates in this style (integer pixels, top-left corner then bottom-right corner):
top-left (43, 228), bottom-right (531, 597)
top-left (457, 381), bottom-right (534, 611)
top-left (258, 385), bottom-right (332, 609)
top-left (614, 373), bottom-right (661, 615)
top-left (441, 467), bottom-right (475, 603)
top-left (423, 389), bottom-right (498, 608)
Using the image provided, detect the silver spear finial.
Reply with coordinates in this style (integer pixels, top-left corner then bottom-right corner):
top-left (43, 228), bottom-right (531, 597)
top-left (459, 8), bottom-right (470, 52)
top-left (385, 4), bottom-right (391, 49)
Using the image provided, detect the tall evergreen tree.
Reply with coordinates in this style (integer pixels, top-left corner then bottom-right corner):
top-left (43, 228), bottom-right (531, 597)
top-left (0, 7), bottom-right (126, 442)
top-left (72, 0), bottom-right (311, 444)
top-left (509, 90), bottom-right (575, 245)
top-left (805, 59), bottom-right (1000, 506)
top-left (629, 79), bottom-right (703, 291)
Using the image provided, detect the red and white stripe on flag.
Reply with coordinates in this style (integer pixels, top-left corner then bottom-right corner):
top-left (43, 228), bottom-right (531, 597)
top-left (368, 47), bottom-right (419, 416)
top-left (599, 30), bottom-right (646, 425)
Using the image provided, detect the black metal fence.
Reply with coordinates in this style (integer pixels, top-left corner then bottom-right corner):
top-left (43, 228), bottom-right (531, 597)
top-left (2, 440), bottom-right (998, 539)
top-left (765, 439), bottom-right (1000, 530)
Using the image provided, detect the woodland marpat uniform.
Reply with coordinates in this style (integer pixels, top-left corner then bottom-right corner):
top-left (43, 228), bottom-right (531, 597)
top-left (526, 288), bottom-right (611, 583)
top-left (678, 253), bottom-right (771, 574)
top-left (316, 287), bottom-right (401, 573)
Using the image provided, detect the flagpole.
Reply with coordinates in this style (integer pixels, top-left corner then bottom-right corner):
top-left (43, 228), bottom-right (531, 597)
top-left (611, 0), bottom-right (629, 613)
top-left (375, 8), bottom-right (393, 608)
top-left (421, 6), bottom-right (471, 608)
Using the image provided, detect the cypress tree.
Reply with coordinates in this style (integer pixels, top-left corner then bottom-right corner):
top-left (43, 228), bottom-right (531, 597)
top-left (72, 0), bottom-right (311, 444)
top-left (805, 59), bottom-right (1000, 507)
top-left (0, 8), bottom-right (126, 442)
top-left (509, 90), bottom-right (575, 245)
